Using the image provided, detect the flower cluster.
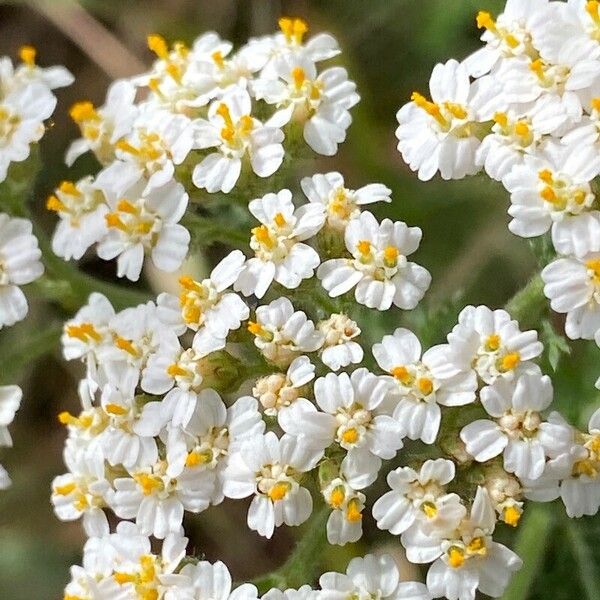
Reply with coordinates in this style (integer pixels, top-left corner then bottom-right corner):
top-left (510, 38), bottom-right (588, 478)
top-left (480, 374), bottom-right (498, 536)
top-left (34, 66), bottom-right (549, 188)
top-left (396, 0), bottom-right (600, 381)
top-left (42, 11), bottom-right (600, 600)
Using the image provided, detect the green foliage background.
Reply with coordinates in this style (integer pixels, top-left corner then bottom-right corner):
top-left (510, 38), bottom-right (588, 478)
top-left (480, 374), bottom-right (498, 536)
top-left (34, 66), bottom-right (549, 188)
top-left (0, 1), bottom-right (598, 598)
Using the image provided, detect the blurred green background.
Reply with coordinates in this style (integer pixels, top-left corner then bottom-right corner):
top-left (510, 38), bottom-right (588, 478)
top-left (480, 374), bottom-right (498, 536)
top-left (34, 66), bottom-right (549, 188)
top-left (0, 1), bottom-right (599, 598)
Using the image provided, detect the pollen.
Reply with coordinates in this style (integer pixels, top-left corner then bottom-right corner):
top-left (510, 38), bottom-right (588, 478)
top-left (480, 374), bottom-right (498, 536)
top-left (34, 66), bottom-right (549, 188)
top-left (329, 486), bottom-right (345, 509)
top-left (19, 45), bottom-right (36, 66)
top-left (485, 334), bottom-right (501, 351)
top-left (501, 352), bottom-right (521, 371)
top-left (357, 240), bottom-right (371, 256)
top-left (216, 103), bottom-right (233, 127)
top-left (253, 224), bottom-right (275, 249)
top-left (538, 169), bottom-right (553, 184)
top-left (586, 259), bottom-right (600, 284)
top-left (417, 377), bottom-right (434, 395)
top-left (346, 498), bottom-right (363, 522)
top-left (514, 121), bottom-right (530, 138)
top-left (292, 66), bottom-right (306, 88)
top-left (341, 427), bottom-right (359, 445)
top-left (185, 449), bottom-right (212, 467)
top-left (179, 275), bottom-right (202, 292)
top-left (391, 365), bottom-right (412, 385)
top-left (54, 482), bottom-right (76, 496)
top-left (443, 102), bottom-right (467, 120)
top-left (420, 500), bottom-right (438, 518)
top-left (540, 186), bottom-right (558, 203)
top-left (117, 199), bottom-right (138, 214)
top-left (493, 112), bottom-right (508, 128)
top-left (592, 98), bottom-right (600, 112)
top-left (467, 536), bottom-right (487, 555)
top-left (447, 546), bottom-right (465, 568)
top-left (59, 181), bottom-right (81, 196)
top-left (503, 505), bottom-right (522, 527)
top-left (116, 139), bottom-right (140, 156)
top-left (105, 403), bottom-right (128, 416)
top-left (383, 245), bottom-right (399, 267)
top-left (134, 473), bottom-right (163, 496)
top-left (167, 363), bottom-right (189, 378)
top-left (69, 101), bottom-right (98, 124)
top-left (279, 17), bottom-right (308, 44)
top-left (239, 115), bottom-right (254, 135)
top-left (530, 59), bottom-right (545, 78)
top-left (274, 212), bottom-right (287, 227)
top-left (46, 195), bottom-right (66, 213)
top-left (476, 11), bottom-right (496, 32)
top-left (411, 91), bottom-right (446, 126)
top-left (586, 1), bottom-right (599, 21)
top-left (212, 50), bottom-right (225, 69)
top-left (115, 336), bottom-right (140, 357)
top-left (147, 34), bottom-right (169, 59)
top-left (267, 481), bottom-right (291, 502)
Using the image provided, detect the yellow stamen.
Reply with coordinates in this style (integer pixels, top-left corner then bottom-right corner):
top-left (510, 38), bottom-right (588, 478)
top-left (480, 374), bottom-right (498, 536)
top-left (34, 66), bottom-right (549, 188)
top-left (179, 275), bottom-right (202, 292)
top-left (448, 546), bottom-right (465, 568)
top-left (573, 459), bottom-right (599, 478)
top-left (105, 403), bottom-right (128, 416)
top-left (486, 334), bottom-right (501, 352)
top-left (46, 195), bottom-right (66, 213)
top-left (514, 121), bottom-right (530, 138)
top-left (417, 377), bottom-right (434, 395)
top-left (538, 169), bottom-right (553, 184)
top-left (239, 115), bottom-right (254, 135)
top-left (19, 45), bottom-right (36, 66)
top-left (493, 112), bottom-right (508, 128)
top-left (586, 1), bottom-right (599, 21)
top-left (346, 497), bottom-right (363, 522)
top-left (58, 181), bottom-right (80, 196)
top-left (274, 212), bottom-right (287, 227)
top-left (444, 102), bottom-right (467, 120)
top-left (116, 199), bottom-right (138, 215)
top-left (185, 449), bottom-right (212, 467)
top-left (357, 240), bottom-right (371, 257)
top-left (105, 213), bottom-right (128, 232)
top-left (383, 245), bottom-right (399, 267)
top-left (421, 500), bottom-right (438, 518)
top-left (166, 63), bottom-right (182, 83)
top-left (115, 336), bottom-right (140, 357)
top-left (501, 352), bottom-right (521, 371)
top-left (592, 98), bottom-right (600, 112)
top-left (292, 66), bottom-right (306, 89)
top-left (216, 103), bottom-right (233, 127)
top-left (411, 91), bottom-right (447, 127)
top-left (503, 505), bottom-right (521, 527)
top-left (530, 59), bottom-right (545, 78)
top-left (476, 11), bottom-right (497, 32)
top-left (391, 365), bottom-right (412, 385)
top-left (329, 486), bottom-right (345, 509)
top-left (134, 473), bottom-right (163, 496)
top-left (212, 50), bottom-right (225, 69)
top-left (341, 428), bottom-right (359, 445)
top-left (279, 17), bottom-right (308, 44)
top-left (248, 321), bottom-right (274, 341)
top-left (147, 34), bottom-right (169, 59)
top-left (54, 482), bottom-right (76, 496)
top-left (540, 186), bottom-right (558, 204)
top-left (114, 571), bottom-right (136, 585)
top-left (268, 481), bottom-right (291, 501)
top-left (586, 258), bottom-right (600, 283)
top-left (116, 139), bottom-right (140, 156)
top-left (167, 364), bottom-right (189, 378)
top-left (69, 101), bottom-right (98, 124)
top-left (252, 224), bottom-right (275, 249)
top-left (467, 536), bottom-right (487, 555)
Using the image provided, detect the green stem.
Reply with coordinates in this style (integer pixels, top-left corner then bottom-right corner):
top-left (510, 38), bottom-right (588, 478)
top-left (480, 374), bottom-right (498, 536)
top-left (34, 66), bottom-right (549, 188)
top-left (565, 519), bottom-right (600, 600)
top-left (504, 275), bottom-right (546, 327)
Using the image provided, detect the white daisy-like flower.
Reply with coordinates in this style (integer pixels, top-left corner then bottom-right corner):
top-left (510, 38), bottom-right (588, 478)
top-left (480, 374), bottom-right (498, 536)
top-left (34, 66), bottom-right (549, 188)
top-left (523, 409), bottom-right (600, 518)
top-left (373, 459), bottom-right (466, 539)
top-left (279, 368), bottom-right (402, 471)
top-left (300, 171), bottom-right (391, 231)
top-left (223, 431), bottom-right (322, 538)
top-left (403, 487), bottom-right (522, 600)
top-left (234, 189), bottom-right (325, 298)
top-left (175, 559), bottom-right (259, 600)
top-left (373, 328), bottom-right (477, 444)
top-left (318, 553), bottom-right (432, 600)
top-left (46, 177), bottom-right (109, 261)
top-left (157, 250), bottom-right (248, 344)
top-left (318, 211), bottom-right (430, 311)
top-left (0, 214), bottom-right (43, 329)
top-left (318, 313), bottom-right (364, 371)
top-left (503, 141), bottom-right (600, 257)
top-left (0, 81), bottom-right (56, 183)
top-left (252, 54), bottom-right (359, 156)
top-left (562, 97), bottom-right (600, 151)
top-left (95, 163), bottom-right (190, 281)
top-left (253, 355), bottom-right (315, 416)
top-left (542, 253), bottom-right (600, 340)
top-left (0, 45), bottom-right (73, 95)
top-left (396, 59), bottom-right (503, 181)
top-left (460, 369), bottom-right (573, 480)
top-left (262, 584), bottom-right (314, 600)
top-left (192, 87), bottom-right (284, 193)
top-left (66, 79), bottom-right (138, 166)
top-left (445, 305), bottom-right (543, 385)
top-left (463, 1), bottom-right (546, 77)
top-left (247, 297), bottom-right (324, 367)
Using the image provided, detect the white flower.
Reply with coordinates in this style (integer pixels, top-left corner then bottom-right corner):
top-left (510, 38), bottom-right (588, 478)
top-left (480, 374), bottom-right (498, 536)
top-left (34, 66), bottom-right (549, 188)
top-left (95, 163), bottom-right (190, 281)
top-left (234, 189), bottom-right (324, 298)
top-left (562, 97), bottom-right (600, 152)
top-left (113, 107), bottom-right (196, 192)
top-left (192, 87), bottom-right (284, 193)
top-left (373, 459), bottom-right (466, 537)
top-left (0, 45), bottom-right (73, 94)
top-left (223, 431), bottom-right (322, 538)
top-left (318, 211), bottom-right (431, 311)
top-left (463, 1), bottom-right (547, 77)
top-left (318, 554), bottom-right (431, 600)
top-left (0, 214), bottom-right (43, 329)
top-left (0, 385), bottom-right (21, 489)
top-left (253, 355), bottom-right (315, 416)
top-left (460, 370), bottom-right (573, 480)
top-left (252, 54), bottom-right (359, 156)
top-left (66, 80), bottom-right (138, 166)
top-left (373, 328), bottom-right (477, 444)
top-left (542, 253), bottom-right (600, 340)
top-left (318, 313), bottom-right (363, 371)
top-left (279, 368), bottom-right (402, 471)
top-left (46, 177), bottom-right (109, 261)
top-left (300, 171), bottom-right (391, 231)
top-left (51, 438), bottom-right (111, 537)
top-left (411, 488), bottom-right (522, 600)
top-left (0, 81), bottom-right (56, 182)
top-left (176, 560), bottom-right (259, 600)
top-left (396, 59), bottom-right (503, 181)
top-left (157, 250), bottom-right (248, 346)
top-left (445, 305), bottom-right (543, 385)
top-left (262, 585), bottom-right (314, 600)
top-left (247, 297), bottom-right (324, 367)
top-left (503, 141), bottom-right (600, 257)
top-left (110, 456), bottom-right (215, 539)
top-left (523, 410), bottom-right (600, 518)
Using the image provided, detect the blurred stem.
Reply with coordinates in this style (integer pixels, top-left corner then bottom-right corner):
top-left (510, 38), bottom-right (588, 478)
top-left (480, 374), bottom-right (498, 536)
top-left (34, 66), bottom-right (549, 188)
top-left (502, 504), bottom-right (554, 600)
top-left (504, 274), bottom-right (546, 327)
top-left (565, 519), bottom-right (600, 600)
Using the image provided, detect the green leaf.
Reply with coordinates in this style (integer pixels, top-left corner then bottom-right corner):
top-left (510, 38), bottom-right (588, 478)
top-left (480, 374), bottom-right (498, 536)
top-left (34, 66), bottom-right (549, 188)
top-left (566, 518), bottom-right (600, 600)
top-left (541, 320), bottom-right (571, 372)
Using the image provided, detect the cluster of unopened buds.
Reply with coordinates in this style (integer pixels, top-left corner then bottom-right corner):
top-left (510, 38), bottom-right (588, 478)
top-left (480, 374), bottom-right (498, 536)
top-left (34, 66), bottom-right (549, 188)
top-left (0, 3), bottom-right (599, 600)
